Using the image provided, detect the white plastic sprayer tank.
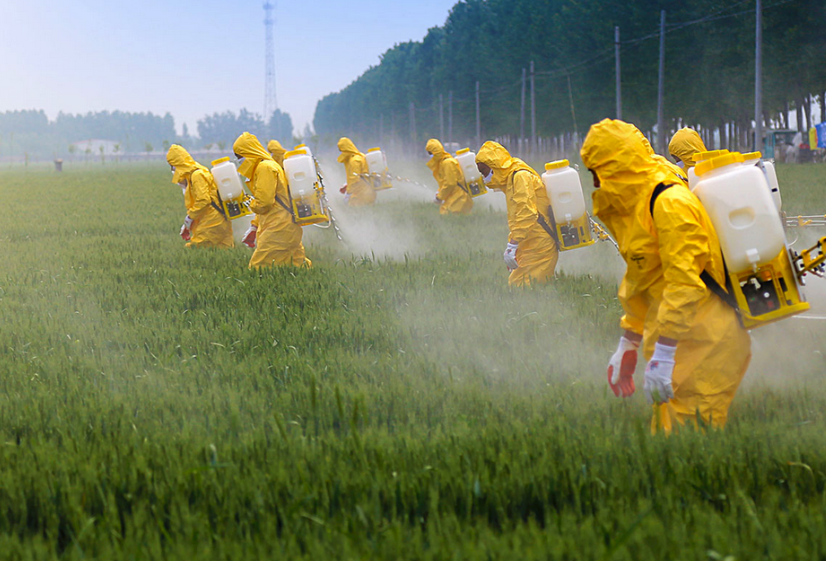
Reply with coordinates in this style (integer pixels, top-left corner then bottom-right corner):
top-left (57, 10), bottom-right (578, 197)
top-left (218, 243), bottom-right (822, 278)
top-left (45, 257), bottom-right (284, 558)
top-left (365, 148), bottom-right (388, 175)
top-left (541, 159), bottom-right (586, 224)
top-left (693, 152), bottom-right (786, 272)
top-left (211, 157), bottom-right (245, 203)
top-left (283, 150), bottom-right (317, 198)
top-left (455, 148), bottom-right (482, 184)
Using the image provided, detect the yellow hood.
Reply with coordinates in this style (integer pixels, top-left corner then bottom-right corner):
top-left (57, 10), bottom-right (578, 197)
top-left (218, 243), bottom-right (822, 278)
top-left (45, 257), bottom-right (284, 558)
top-left (580, 119), bottom-right (674, 220)
top-left (337, 137), bottom-right (361, 164)
top-left (476, 141), bottom-right (537, 190)
top-left (426, 138), bottom-right (448, 173)
top-left (668, 128), bottom-right (707, 168)
top-left (233, 132), bottom-right (273, 179)
top-left (166, 144), bottom-right (206, 184)
top-left (267, 139), bottom-right (287, 166)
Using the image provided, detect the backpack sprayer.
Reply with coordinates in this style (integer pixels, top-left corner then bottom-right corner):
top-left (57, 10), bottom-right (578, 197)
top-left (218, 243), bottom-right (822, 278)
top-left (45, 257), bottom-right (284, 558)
top-left (210, 157), bottom-right (254, 243)
top-left (283, 148), bottom-right (330, 226)
top-left (365, 148), bottom-right (394, 190)
top-left (455, 148), bottom-right (489, 197)
top-left (691, 151), bottom-right (826, 329)
top-left (291, 145), bottom-right (344, 242)
top-left (540, 159), bottom-right (599, 251)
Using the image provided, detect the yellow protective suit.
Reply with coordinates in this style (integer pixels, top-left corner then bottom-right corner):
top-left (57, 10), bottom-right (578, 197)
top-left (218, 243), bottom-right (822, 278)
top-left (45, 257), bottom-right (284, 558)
top-left (581, 119), bottom-right (751, 432)
top-left (426, 139), bottom-right (473, 215)
top-left (635, 129), bottom-right (688, 185)
top-left (668, 128), bottom-right (707, 169)
top-left (233, 132), bottom-right (311, 269)
top-left (267, 140), bottom-right (287, 167)
top-left (337, 137), bottom-right (376, 207)
top-left (166, 145), bottom-right (234, 249)
top-left (476, 141), bottom-right (558, 287)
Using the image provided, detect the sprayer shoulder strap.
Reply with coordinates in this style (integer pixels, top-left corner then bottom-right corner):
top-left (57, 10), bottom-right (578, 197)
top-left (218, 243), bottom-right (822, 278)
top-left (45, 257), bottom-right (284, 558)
top-left (274, 191), bottom-right (296, 224)
top-left (512, 169), bottom-right (560, 245)
top-left (649, 183), bottom-right (740, 313)
top-left (191, 169), bottom-right (227, 219)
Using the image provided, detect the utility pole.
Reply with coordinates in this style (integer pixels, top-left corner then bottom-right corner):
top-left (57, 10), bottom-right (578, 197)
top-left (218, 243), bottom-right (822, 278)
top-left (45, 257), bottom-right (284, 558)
top-left (754, 0), bottom-right (763, 153)
top-left (448, 90), bottom-right (453, 146)
top-left (263, 2), bottom-right (278, 124)
top-left (379, 113), bottom-right (384, 147)
top-left (530, 61), bottom-right (536, 155)
top-left (475, 81), bottom-right (481, 149)
top-left (520, 68), bottom-right (526, 152)
top-left (439, 93), bottom-right (444, 140)
top-left (615, 26), bottom-right (622, 120)
top-left (409, 101), bottom-right (417, 152)
top-left (656, 10), bottom-right (666, 155)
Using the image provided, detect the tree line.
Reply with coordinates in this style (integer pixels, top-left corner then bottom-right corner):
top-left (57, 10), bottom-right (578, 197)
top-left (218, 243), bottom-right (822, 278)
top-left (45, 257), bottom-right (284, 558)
top-left (313, 0), bottom-right (826, 153)
top-left (0, 108), bottom-right (295, 160)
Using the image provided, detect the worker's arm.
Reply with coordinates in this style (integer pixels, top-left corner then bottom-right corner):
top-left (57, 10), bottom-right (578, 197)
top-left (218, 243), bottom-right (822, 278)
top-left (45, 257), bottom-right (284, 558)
top-left (508, 172), bottom-right (539, 243)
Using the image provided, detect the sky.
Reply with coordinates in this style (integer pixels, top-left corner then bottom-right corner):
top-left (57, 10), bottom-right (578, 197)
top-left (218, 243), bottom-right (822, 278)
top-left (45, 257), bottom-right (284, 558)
top-left (0, 0), bottom-right (460, 137)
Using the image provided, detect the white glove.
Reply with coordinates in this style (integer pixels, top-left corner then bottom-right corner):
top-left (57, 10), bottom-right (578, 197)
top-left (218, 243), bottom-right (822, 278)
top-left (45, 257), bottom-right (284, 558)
top-left (503, 242), bottom-right (519, 270)
top-left (242, 225), bottom-right (257, 248)
top-left (644, 342), bottom-right (676, 405)
top-left (607, 336), bottom-right (640, 397)
top-left (183, 215), bottom-right (193, 229)
top-left (180, 215), bottom-right (193, 241)
top-left (433, 194), bottom-right (443, 205)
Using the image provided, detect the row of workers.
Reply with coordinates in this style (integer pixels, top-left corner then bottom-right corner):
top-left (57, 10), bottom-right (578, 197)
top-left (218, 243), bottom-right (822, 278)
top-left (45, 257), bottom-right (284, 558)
top-left (167, 124), bottom-right (746, 433)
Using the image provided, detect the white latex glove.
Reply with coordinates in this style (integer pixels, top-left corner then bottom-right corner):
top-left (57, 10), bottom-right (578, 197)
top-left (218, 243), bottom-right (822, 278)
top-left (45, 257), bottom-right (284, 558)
top-left (242, 225), bottom-right (257, 248)
top-left (503, 242), bottom-right (519, 270)
top-left (433, 194), bottom-right (443, 205)
top-left (644, 342), bottom-right (676, 405)
top-left (607, 336), bottom-right (640, 398)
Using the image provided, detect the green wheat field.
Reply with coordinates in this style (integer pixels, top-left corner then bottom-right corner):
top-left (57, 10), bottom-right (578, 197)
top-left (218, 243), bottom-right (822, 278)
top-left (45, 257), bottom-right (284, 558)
top-left (1, 162), bottom-right (825, 560)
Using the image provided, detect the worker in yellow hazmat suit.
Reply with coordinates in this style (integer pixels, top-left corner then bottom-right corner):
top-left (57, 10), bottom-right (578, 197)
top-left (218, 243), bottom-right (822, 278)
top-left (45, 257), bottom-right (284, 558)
top-left (166, 144), bottom-right (234, 249)
top-left (267, 140), bottom-right (287, 167)
top-left (426, 139), bottom-right (473, 215)
top-left (668, 127), bottom-right (707, 170)
top-left (580, 119), bottom-right (751, 432)
top-left (337, 137), bottom-right (376, 206)
top-left (232, 132), bottom-right (311, 269)
top-left (476, 141), bottom-right (558, 287)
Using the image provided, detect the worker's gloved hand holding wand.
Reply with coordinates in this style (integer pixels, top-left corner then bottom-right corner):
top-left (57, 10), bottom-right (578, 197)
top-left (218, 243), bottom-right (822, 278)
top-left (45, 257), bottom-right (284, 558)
top-left (242, 225), bottom-right (257, 248)
top-left (607, 332), bottom-right (640, 397)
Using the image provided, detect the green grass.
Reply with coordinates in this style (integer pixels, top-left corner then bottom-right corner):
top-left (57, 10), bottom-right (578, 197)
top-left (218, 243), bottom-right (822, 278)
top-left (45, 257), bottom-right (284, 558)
top-left (0, 163), bottom-right (825, 560)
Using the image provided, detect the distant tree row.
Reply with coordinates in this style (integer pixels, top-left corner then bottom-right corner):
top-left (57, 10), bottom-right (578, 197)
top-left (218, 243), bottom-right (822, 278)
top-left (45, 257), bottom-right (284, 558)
top-left (313, 0), bottom-right (826, 150)
top-left (0, 108), bottom-right (295, 159)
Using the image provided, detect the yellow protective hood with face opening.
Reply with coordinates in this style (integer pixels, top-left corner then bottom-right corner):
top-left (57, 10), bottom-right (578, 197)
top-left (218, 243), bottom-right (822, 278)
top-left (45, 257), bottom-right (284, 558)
top-left (167, 144), bottom-right (207, 184)
top-left (426, 138), bottom-right (448, 174)
top-left (233, 132), bottom-right (273, 179)
top-left (337, 137), bottom-right (361, 163)
top-left (668, 128), bottom-right (707, 168)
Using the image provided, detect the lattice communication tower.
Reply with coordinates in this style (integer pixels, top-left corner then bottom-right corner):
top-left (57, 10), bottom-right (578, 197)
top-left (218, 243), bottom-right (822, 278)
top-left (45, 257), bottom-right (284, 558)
top-left (263, 2), bottom-right (278, 124)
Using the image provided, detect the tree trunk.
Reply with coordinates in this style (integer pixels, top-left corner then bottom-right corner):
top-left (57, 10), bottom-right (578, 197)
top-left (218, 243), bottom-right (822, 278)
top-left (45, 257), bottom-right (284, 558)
top-left (720, 118), bottom-right (728, 150)
top-left (803, 95), bottom-right (811, 131)
top-left (785, 100), bottom-right (791, 129)
top-left (821, 92), bottom-right (826, 124)
top-left (796, 99), bottom-right (804, 132)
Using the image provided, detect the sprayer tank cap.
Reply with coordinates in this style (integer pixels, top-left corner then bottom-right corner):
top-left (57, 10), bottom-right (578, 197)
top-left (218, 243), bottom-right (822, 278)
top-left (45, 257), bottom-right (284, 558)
top-left (368, 147), bottom-right (381, 153)
top-left (211, 156), bottom-right (231, 166)
top-left (545, 159), bottom-right (570, 171)
top-left (691, 149), bottom-right (729, 162)
top-left (741, 151), bottom-right (762, 160)
top-left (284, 149), bottom-right (308, 158)
top-left (456, 148), bottom-right (470, 155)
top-left (695, 152), bottom-right (745, 177)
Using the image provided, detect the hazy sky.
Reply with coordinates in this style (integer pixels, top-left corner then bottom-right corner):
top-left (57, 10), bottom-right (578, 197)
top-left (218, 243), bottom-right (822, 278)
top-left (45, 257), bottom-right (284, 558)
top-left (0, 0), bottom-right (459, 136)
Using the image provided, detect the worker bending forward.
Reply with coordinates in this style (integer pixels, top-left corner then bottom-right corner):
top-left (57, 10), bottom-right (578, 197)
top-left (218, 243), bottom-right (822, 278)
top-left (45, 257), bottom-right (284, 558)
top-left (427, 139), bottom-right (473, 215)
top-left (580, 119), bottom-right (751, 432)
top-left (166, 144), bottom-right (233, 249)
top-left (233, 132), bottom-right (311, 269)
top-left (476, 141), bottom-right (558, 287)
top-left (337, 137), bottom-right (376, 207)
top-left (668, 127), bottom-right (707, 170)
top-left (267, 139), bottom-right (287, 167)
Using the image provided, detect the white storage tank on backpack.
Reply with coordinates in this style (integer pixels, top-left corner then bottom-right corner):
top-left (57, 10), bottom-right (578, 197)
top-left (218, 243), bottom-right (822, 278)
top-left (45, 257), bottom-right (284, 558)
top-left (283, 149), bottom-right (328, 226)
top-left (454, 148), bottom-right (488, 197)
top-left (688, 150), bottom-right (729, 191)
top-left (365, 147), bottom-right (392, 190)
top-left (540, 159), bottom-right (594, 251)
top-left (211, 157), bottom-right (252, 220)
top-left (693, 152), bottom-right (808, 328)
